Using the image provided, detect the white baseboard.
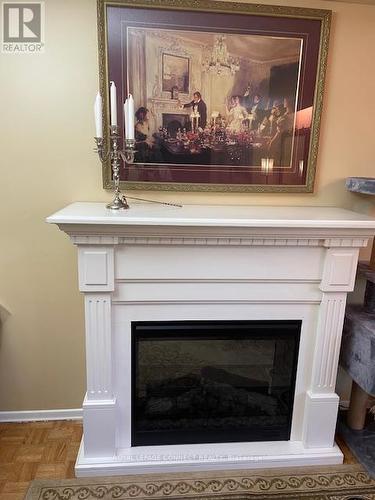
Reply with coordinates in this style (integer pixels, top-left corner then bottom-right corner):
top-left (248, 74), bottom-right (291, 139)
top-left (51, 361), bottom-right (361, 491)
top-left (0, 399), bottom-right (354, 423)
top-left (0, 408), bottom-right (83, 422)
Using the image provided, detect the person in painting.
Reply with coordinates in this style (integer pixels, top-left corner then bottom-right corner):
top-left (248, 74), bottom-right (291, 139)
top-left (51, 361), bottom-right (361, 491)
top-left (226, 95), bottom-right (248, 133)
top-left (257, 116), bottom-right (271, 137)
top-left (226, 95), bottom-right (236, 114)
top-left (178, 91), bottom-right (207, 129)
top-left (135, 107), bottom-right (156, 162)
top-left (248, 94), bottom-right (264, 130)
top-left (268, 101), bottom-right (294, 163)
top-left (242, 82), bottom-right (253, 110)
top-left (281, 97), bottom-right (295, 128)
top-left (268, 106), bottom-right (279, 137)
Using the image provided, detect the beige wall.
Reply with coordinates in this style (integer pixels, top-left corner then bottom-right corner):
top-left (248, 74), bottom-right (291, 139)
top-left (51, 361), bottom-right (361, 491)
top-left (0, 0), bottom-right (374, 411)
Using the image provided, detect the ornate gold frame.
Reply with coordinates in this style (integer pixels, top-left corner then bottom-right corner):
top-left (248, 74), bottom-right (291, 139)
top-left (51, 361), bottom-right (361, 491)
top-left (97, 0), bottom-right (331, 193)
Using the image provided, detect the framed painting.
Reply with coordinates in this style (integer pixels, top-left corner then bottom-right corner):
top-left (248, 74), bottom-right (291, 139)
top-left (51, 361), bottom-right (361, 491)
top-left (162, 53), bottom-right (189, 94)
top-left (98, 0), bottom-right (331, 192)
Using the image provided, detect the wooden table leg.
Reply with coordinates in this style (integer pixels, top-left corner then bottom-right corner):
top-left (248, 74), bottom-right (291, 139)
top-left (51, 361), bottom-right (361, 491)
top-left (370, 239), bottom-right (375, 270)
top-left (347, 381), bottom-right (369, 430)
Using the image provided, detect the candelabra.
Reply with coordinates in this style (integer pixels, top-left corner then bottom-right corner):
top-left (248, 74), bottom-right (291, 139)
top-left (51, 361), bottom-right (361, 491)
top-left (190, 111), bottom-right (200, 133)
top-left (94, 126), bottom-right (136, 210)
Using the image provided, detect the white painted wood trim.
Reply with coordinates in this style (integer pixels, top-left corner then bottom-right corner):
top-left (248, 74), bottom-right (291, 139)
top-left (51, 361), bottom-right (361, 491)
top-left (78, 246), bottom-right (114, 292)
top-left (68, 231), bottom-right (370, 247)
top-left (0, 408), bottom-right (83, 422)
top-left (45, 202), bottom-right (375, 476)
top-left (75, 438), bottom-right (343, 477)
top-left (46, 202), bottom-right (375, 230)
top-left (46, 203), bottom-right (375, 248)
top-left (311, 292), bottom-right (348, 392)
top-left (84, 294), bottom-right (113, 401)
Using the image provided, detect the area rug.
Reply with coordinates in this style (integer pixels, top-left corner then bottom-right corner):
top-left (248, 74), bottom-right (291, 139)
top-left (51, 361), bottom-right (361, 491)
top-left (25, 464), bottom-right (375, 499)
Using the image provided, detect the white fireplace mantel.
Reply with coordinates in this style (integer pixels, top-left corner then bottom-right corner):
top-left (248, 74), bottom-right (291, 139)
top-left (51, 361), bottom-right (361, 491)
top-left (47, 202), bottom-right (375, 477)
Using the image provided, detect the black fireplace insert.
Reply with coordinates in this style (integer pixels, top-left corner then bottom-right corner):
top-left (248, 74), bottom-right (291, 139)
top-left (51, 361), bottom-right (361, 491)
top-left (132, 320), bottom-right (301, 446)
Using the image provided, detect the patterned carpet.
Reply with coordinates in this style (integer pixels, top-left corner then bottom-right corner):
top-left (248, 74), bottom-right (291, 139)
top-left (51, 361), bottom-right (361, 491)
top-left (25, 464), bottom-right (375, 499)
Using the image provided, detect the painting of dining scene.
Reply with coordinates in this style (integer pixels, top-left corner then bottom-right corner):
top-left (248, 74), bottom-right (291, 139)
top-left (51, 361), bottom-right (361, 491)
top-left (126, 26), bottom-right (310, 180)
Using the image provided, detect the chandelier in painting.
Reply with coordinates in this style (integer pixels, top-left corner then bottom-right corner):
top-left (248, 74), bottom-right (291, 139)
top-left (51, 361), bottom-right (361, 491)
top-left (203, 35), bottom-right (240, 75)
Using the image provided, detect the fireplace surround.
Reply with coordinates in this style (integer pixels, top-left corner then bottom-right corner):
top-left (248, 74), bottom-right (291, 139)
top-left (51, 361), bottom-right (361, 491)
top-left (47, 202), bottom-right (375, 477)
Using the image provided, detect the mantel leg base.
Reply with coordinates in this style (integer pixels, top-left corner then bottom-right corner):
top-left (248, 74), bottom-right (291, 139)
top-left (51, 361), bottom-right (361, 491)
top-left (302, 391), bottom-right (339, 448)
top-left (82, 396), bottom-right (117, 458)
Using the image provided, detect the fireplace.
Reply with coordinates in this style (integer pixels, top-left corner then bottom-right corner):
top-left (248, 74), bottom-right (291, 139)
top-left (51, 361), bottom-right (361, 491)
top-left (132, 320), bottom-right (300, 446)
top-left (47, 202), bottom-right (375, 475)
top-left (162, 112), bottom-right (190, 136)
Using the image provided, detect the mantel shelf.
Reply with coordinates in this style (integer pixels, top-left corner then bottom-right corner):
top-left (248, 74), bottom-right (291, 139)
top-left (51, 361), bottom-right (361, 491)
top-left (47, 202), bottom-right (375, 230)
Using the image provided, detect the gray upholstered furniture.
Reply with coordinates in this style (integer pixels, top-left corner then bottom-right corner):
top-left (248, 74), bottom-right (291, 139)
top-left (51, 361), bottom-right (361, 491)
top-left (341, 177), bottom-right (375, 430)
top-left (341, 306), bottom-right (375, 399)
top-left (340, 271), bottom-right (375, 429)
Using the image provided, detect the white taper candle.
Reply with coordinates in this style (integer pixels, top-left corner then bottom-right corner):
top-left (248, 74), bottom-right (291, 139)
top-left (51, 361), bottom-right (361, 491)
top-left (94, 92), bottom-right (102, 138)
top-left (110, 81), bottom-right (117, 126)
top-left (127, 94), bottom-right (135, 140)
top-left (124, 100), bottom-right (129, 138)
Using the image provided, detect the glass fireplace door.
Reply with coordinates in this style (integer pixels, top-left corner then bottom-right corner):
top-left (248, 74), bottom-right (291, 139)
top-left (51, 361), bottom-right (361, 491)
top-left (132, 320), bottom-right (300, 446)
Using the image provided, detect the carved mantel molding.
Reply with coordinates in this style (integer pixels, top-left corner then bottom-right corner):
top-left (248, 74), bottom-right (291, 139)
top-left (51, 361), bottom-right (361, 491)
top-left (66, 233), bottom-right (370, 248)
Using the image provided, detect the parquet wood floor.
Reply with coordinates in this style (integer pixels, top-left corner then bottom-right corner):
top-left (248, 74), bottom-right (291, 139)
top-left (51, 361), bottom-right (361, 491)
top-left (0, 420), bottom-right (356, 500)
top-left (0, 420), bottom-right (82, 499)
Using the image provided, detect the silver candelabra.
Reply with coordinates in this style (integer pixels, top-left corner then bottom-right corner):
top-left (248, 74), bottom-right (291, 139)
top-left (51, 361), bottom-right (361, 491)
top-left (94, 125), bottom-right (136, 210)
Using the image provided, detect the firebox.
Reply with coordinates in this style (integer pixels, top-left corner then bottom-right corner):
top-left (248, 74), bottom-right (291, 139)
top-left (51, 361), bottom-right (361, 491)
top-left (162, 113), bottom-right (190, 137)
top-left (132, 320), bottom-right (301, 446)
